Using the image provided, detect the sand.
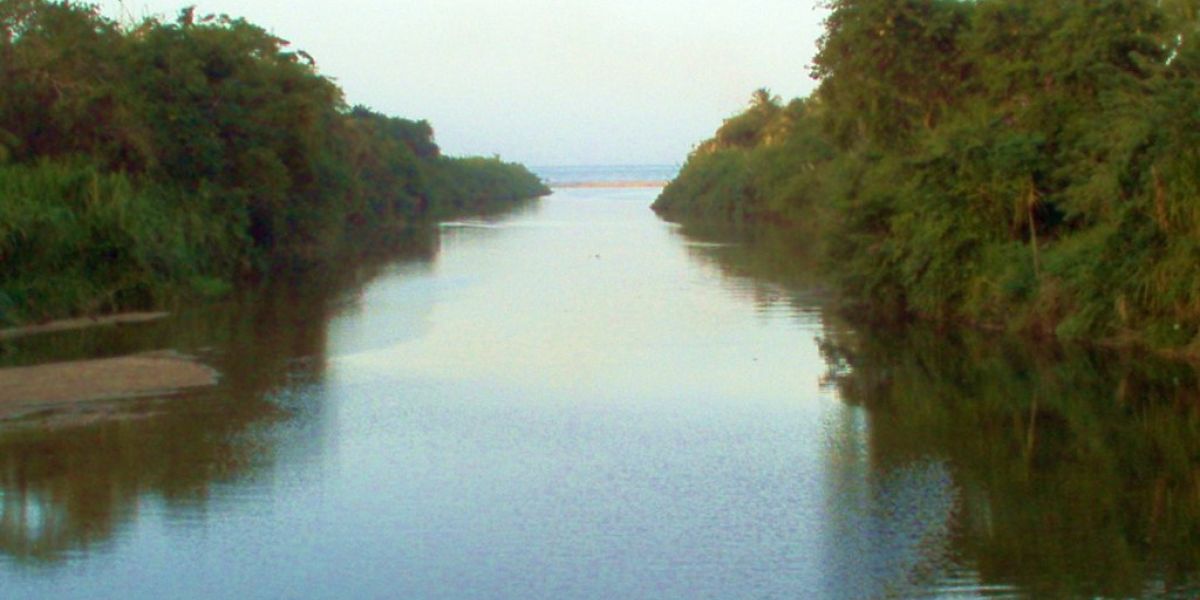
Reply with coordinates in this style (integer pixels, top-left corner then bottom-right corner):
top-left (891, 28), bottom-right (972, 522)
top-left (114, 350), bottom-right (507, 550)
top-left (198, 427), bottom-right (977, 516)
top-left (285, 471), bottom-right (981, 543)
top-left (0, 312), bottom-right (170, 341)
top-left (0, 351), bottom-right (218, 421)
top-left (551, 180), bottom-right (668, 189)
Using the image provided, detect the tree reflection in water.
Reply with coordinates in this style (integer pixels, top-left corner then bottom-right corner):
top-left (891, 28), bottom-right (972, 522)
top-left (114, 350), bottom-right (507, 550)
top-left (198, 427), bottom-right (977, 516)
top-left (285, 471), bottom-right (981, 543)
top-left (677, 219), bottom-right (1200, 598)
top-left (0, 226), bottom-right (438, 564)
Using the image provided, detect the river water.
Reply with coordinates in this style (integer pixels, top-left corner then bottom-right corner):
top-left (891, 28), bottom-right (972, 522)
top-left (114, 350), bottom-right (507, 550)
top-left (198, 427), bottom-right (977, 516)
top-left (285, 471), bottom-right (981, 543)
top-left (3, 184), bottom-right (1200, 598)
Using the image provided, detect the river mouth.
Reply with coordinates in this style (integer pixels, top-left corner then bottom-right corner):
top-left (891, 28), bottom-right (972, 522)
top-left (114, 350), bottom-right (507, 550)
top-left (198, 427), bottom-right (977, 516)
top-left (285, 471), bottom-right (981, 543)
top-left (3, 187), bottom-right (1199, 598)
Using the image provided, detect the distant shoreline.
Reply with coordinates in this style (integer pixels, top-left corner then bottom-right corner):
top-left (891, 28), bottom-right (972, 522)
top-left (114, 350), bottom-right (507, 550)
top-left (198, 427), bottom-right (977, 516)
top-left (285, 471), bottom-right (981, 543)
top-left (550, 180), bottom-right (669, 189)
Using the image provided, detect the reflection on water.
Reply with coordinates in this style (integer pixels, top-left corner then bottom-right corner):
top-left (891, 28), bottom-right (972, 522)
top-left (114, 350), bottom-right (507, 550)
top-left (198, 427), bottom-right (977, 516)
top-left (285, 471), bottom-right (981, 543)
top-left (2, 191), bottom-right (1199, 598)
top-left (668, 219), bottom-right (826, 319)
top-left (680, 219), bottom-right (1200, 597)
top-left (0, 226), bottom-right (438, 566)
top-left (818, 325), bottom-right (1200, 598)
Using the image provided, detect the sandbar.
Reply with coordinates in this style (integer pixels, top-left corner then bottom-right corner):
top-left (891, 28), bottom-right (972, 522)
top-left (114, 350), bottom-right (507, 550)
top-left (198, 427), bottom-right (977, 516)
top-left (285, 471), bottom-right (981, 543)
top-left (0, 312), bottom-right (170, 341)
top-left (551, 180), bottom-right (668, 189)
top-left (0, 351), bottom-right (217, 421)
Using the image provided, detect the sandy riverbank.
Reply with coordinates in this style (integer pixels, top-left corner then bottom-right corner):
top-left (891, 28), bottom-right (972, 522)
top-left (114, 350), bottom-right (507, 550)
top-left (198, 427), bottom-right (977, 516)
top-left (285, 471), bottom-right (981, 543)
top-left (0, 351), bottom-right (218, 422)
top-left (0, 311), bottom-right (169, 341)
top-left (551, 180), bottom-right (668, 189)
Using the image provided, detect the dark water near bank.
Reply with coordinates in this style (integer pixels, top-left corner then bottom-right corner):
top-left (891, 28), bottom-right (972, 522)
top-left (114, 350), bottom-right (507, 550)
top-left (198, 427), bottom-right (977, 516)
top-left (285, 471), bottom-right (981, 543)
top-left (3, 187), bottom-right (1200, 598)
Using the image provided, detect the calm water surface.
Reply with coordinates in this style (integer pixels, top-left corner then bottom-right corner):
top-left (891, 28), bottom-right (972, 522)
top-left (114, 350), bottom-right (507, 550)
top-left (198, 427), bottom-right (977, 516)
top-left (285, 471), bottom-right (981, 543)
top-left (3, 187), bottom-right (1200, 598)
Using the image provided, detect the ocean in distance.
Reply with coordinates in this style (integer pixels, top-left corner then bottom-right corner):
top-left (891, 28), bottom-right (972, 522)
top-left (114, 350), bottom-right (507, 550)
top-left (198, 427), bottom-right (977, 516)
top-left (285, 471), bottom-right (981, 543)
top-left (532, 164), bottom-right (680, 186)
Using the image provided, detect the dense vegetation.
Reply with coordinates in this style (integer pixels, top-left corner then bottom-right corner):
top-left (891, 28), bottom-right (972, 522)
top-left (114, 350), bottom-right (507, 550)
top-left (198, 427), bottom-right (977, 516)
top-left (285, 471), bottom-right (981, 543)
top-left (654, 0), bottom-right (1200, 352)
top-left (0, 0), bottom-right (548, 326)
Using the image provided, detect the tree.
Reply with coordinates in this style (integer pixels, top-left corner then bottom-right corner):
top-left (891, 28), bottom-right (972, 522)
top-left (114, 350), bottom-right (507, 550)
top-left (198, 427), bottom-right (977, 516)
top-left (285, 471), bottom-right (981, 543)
top-left (812, 0), bottom-right (970, 148)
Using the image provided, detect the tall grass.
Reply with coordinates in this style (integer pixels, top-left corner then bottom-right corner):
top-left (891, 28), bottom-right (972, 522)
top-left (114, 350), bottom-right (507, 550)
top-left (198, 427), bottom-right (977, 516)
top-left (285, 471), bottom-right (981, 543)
top-left (0, 162), bottom-right (237, 325)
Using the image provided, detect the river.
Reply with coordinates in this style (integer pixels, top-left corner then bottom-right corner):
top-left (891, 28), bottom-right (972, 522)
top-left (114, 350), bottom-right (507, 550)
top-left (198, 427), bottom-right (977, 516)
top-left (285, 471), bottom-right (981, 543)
top-left (2, 183), bottom-right (1199, 598)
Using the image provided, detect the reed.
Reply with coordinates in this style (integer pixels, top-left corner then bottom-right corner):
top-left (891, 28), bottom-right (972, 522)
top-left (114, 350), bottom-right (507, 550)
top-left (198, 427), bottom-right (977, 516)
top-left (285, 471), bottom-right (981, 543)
top-left (0, 162), bottom-right (236, 324)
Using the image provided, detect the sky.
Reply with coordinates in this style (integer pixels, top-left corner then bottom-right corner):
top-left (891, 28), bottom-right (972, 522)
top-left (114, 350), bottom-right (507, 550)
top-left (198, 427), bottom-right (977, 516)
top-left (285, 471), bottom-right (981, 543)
top-left (101, 0), bottom-right (829, 167)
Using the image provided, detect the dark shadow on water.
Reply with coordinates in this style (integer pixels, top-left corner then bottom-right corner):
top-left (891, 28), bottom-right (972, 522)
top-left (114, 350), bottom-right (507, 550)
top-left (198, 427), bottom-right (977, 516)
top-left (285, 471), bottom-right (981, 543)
top-left (667, 218), bottom-right (829, 318)
top-left (819, 324), bottom-right (1200, 598)
top-left (673, 219), bottom-right (1200, 598)
top-left (0, 224), bottom-right (442, 565)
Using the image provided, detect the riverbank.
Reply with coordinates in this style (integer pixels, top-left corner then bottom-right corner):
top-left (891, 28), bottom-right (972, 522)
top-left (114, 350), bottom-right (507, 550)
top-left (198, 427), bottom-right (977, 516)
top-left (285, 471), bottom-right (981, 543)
top-left (0, 351), bottom-right (217, 423)
top-left (654, 1), bottom-right (1200, 355)
top-left (551, 180), bottom-right (668, 189)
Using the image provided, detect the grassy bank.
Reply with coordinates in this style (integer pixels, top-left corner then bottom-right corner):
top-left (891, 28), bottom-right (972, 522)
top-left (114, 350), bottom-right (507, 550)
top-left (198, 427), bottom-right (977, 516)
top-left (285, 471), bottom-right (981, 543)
top-left (0, 162), bottom-right (238, 326)
top-left (654, 0), bottom-right (1200, 355)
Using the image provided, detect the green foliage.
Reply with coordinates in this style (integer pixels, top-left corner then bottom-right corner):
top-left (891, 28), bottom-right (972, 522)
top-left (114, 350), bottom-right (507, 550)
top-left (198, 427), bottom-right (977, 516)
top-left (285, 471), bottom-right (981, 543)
top-left (0, 161), bottom-right (237, 321)
top-left (653, 96), bottom-right (833, 225)
top-left (425, 156), bottom-right (549, 218)
top-left (659, 0), bottom-right (1200, 351)
top-left (0, 0), bottom-right (548, 325)
top-left (812, 0), bottom-right (971, 147)
top-left (654, 149), bottom-right (753, 220)
top-left (706, 88), bottom-right (784, 150)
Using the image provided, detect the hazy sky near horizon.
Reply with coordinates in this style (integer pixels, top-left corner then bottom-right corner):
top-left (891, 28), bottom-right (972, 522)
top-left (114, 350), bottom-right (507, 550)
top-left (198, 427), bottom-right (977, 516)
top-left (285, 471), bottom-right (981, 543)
top-left (103, 0), bottom-right (828, 166)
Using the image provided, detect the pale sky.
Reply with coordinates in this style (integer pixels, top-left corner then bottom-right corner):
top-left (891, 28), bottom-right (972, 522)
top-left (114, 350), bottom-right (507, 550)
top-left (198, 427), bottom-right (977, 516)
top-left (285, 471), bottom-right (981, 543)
top-left (103, 1), bottom-right (828, 166)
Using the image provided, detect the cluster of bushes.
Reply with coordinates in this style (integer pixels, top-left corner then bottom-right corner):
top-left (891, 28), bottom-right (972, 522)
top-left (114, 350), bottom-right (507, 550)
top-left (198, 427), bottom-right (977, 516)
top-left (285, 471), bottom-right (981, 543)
top-left (0, 0), bottom-right (547, 326)
top-left (654, 0), bottom-right (1200, 352)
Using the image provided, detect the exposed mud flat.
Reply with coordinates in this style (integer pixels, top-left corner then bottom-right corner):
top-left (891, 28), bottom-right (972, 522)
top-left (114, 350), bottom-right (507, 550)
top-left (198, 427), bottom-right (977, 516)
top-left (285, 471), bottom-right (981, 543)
top-left (0, 312), bottom-right (170, 341)
top-left (0, 351), bottom-right (218, 423)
